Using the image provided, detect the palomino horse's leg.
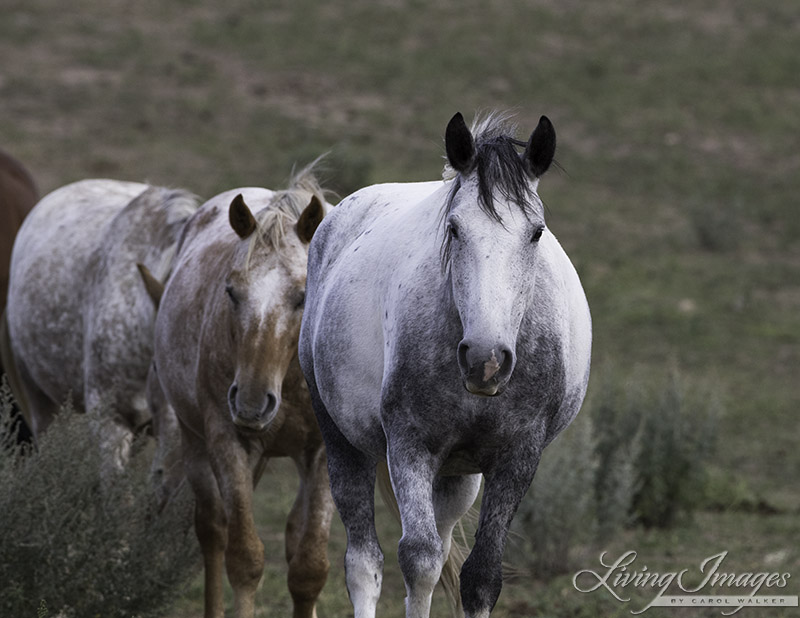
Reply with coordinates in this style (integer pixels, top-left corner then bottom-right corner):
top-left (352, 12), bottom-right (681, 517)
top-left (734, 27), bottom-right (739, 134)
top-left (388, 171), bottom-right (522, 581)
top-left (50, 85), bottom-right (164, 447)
top-left (285, 443), bottom-right (335, 618)
top-left (460, 442), bottom-right (542, 618)
top-left (385, 440), bottom-right (443, 618)
top-left (182, 430), bottom-right (227, 618)
top-left (310, 392), bottom-right (384, 618)
top-left (208, 429), bottom-right (265, 618)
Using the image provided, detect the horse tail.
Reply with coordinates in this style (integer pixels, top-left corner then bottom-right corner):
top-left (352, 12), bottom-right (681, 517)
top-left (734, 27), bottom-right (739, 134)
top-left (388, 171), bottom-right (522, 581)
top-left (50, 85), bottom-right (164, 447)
top-left (375, 461), bottom-right (467, 617)
top-left (0, 308), bottom-right (33, 443)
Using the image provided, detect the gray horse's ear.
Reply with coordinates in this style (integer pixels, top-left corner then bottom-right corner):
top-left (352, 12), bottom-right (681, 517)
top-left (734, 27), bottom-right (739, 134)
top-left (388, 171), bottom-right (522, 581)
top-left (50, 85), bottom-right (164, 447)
top-left (523, 116), bottom-right (556, 178)
top-left (136, 263), bottom-right (164, 308)
top-left (296, 195), bottom-right (324, 244)
top-left (445, 112), bottom-right (475, 173)
top-left (229, 194), bottom-right (257, 239)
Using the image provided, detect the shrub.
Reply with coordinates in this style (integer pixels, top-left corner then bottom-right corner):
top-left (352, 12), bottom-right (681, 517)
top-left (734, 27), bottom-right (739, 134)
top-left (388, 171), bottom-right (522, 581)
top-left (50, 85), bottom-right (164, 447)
top-left (0, 382), bottom-right (199, 618)
top-left (512, 370), bottom-right (719, 577)
top-left (590, 375), bottom-right (641, 540)
top-left (630, 373), bottom-right (719, 527)
top-left (512, 415), bottom-right (599, 577)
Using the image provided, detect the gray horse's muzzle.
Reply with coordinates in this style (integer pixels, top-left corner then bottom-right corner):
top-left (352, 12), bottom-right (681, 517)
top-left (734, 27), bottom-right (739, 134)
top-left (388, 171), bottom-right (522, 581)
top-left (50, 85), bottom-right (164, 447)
top-left (228, 382), bottom-right (280, 430)
top-left (457, 339), bottom-right (516, 396)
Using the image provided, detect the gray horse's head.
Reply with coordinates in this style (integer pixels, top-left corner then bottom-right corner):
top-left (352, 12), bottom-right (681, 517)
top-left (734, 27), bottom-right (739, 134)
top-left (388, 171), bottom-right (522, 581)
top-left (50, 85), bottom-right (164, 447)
top-left (442, 112), bottom-right (556, 396)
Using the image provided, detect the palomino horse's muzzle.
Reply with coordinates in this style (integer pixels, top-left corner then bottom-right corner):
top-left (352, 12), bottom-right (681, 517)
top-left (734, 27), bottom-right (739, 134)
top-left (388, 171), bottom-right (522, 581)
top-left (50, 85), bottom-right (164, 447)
top-left (227, 382), bottom-right (280, 430)
top-left (457, 339), bottom-right (516, 396)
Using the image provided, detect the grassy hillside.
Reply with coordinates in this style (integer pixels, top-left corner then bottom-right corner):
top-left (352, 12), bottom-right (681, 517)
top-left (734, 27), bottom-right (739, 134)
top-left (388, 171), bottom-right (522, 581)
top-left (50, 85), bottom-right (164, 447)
top-left (1, 0), bottom-right (797, 616)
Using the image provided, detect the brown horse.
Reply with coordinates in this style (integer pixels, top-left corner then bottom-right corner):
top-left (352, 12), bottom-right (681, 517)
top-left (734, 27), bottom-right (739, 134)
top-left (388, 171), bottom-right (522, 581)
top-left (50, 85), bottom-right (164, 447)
top-left (0, 149), bottom-right (38, 442)
top-left (0, 148), bottom-right (38, 312)
top-left (152, 167), bottom-right (334, 618)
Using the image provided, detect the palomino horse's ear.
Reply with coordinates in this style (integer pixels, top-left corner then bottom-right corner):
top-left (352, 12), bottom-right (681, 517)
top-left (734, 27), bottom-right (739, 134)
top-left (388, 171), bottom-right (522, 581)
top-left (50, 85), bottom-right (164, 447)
top-left (229, 194), bottom-right (257, 239)
top-left (445, 112), bottom-right (476, 173)
top-left (296, 195), bottom-right (325, 244)
top-left (523, 115), bottom-right (556, 178)
top-left (136, 263), bottom-right (165, 308)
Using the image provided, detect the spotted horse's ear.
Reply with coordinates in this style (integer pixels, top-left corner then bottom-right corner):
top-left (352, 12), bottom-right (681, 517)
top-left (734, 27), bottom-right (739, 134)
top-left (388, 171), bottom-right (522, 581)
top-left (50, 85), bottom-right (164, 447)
top-left (445, 112), bottom-right (476, 174)
top-left (229, 194), bottom-right (257, 239)
top-left (522, 115), bottom-right (556, 178)
top-left (296, 195), bottom-right (324, 244)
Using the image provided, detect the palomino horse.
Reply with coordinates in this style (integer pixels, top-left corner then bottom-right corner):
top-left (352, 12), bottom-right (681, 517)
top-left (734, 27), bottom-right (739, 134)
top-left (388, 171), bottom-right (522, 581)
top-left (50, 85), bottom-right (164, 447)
top-left (152, 168), bottom-right (334, 618)
top-left (0, 148), bottom-right (38, 442)
top-left (5, 179), bottom-right (198, 464)
top-left (299, 113), bottom-right (592, 618)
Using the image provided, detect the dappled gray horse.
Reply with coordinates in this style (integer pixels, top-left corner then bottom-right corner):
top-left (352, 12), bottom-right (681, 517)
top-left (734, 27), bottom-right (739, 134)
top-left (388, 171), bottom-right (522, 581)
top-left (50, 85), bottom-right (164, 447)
top-left (5, 179), bottom-right (198, 464)
top-left (299, 112), bottom-right (592, 618)
top-left (152, 168), bottom-right (334, 618)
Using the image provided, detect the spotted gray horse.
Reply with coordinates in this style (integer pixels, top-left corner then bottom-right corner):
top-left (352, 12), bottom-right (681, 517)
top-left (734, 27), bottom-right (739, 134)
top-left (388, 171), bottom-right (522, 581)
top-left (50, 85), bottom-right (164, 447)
top-left (299, 112), bottom-right (592, 618)
top-left (6, 179), bottom-right (198, 466)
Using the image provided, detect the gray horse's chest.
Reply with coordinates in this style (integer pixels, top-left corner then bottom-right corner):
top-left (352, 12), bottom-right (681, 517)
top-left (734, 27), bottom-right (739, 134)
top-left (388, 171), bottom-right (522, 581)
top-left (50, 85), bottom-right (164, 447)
top-left (381, 320), bottom-right (567, 467)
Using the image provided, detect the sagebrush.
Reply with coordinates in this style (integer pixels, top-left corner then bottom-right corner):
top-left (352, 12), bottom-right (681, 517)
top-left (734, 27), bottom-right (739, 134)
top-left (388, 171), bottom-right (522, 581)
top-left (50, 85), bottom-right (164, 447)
top-left (512, 370), bottom-right (718, 577)
top-left (512, 414), bottom-right (599, 577)
top-left (0, 382), bottom-right (199, 618)
top-left (631, 372), bottom-right (719, 527)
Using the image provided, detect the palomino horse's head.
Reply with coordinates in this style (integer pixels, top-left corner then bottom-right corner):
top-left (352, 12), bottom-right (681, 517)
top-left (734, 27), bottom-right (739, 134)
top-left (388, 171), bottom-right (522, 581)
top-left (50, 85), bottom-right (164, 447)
top-left (442, 112), bottom-right (556, 396)
top-left (224, 190), bottom-right (324, 431)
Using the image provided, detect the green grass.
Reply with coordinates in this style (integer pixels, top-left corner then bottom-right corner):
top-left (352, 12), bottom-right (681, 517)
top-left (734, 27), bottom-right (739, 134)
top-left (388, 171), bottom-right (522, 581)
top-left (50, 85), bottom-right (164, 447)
top-left (1, 0), bottom-right (797, 615)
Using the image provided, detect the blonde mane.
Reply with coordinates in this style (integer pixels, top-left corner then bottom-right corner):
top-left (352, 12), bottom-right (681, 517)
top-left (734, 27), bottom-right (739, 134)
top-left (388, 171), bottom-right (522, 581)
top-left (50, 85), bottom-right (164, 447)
top-left (245, 160), bottom-right (328, 267)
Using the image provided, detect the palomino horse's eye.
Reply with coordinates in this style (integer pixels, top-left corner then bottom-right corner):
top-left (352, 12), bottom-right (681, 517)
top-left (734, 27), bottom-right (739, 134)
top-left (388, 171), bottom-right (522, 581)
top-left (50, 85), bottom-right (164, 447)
top-left (225, 284), bottom-right (239, 307)
top-left (531, 226), bottom-right (545, 243)
top-left (295, 291), bottom-right (306, 310)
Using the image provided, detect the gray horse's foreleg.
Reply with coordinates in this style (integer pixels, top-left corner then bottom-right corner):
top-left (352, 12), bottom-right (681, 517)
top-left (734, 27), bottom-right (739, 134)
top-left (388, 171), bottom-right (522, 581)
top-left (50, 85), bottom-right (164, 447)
top-left (312, 397), bottom-right (383, 618)
top-left (387, 441), bottom-right (444, 618)
top-left (285, 444), bottom-right (335, 618)
top-left (460, 447), bottom-right (541, 618)
top-left (85, 385), bottom-right (137, 475)
top-left (13, 355), bottom-right (59, 439)
top-left (433, 474), bottom-right (482, 610)
top-left (147, 363), bottom-right (183, 509)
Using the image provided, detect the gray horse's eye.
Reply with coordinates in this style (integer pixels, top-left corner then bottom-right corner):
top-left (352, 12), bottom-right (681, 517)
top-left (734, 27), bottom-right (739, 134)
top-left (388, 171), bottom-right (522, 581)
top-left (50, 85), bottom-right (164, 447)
top-left (448, 223), bottom-right (459, 240)
top-left (531, 226), bottom-right (545, 242)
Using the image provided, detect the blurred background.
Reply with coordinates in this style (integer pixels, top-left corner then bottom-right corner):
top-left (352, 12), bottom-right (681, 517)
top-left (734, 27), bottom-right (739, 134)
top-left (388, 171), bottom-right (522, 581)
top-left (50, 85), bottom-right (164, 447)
top-left (1, 0), bottom-right (798, 616)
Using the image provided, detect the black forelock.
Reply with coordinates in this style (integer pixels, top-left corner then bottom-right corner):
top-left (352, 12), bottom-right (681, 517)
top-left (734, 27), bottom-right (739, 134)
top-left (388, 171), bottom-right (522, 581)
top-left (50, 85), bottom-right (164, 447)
top-left (473, 134), bottom-right (536, 222)
top-left (440, 119), bottom-right (540, 269)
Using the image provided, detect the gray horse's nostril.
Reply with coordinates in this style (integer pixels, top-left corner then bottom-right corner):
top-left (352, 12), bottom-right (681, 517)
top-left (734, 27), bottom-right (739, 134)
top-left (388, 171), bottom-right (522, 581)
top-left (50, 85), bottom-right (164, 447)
top-left (457, 341), bottom-right (470, 373)
top-left (458, 339), bottom-right (516, 387)
top-left (498, 345), bottom-right (515, 377)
